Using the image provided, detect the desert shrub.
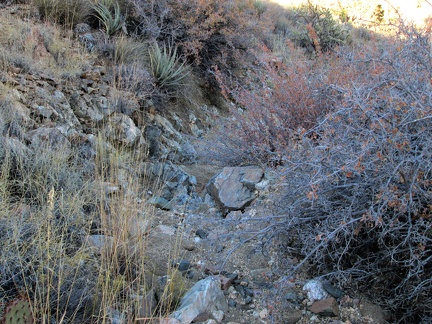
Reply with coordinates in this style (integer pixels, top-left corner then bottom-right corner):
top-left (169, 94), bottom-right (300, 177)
top-left (204, 43), bottom-right (335, 166)
top-left (113, 64), bottom-right (154, 95)
top-left (125, 0), bottom-right (172, 39)
top-left (290, 1), bottom-right (350, 54)
top-left (126, 0), bottom-right (278, 93)
top-left (34, 0), bottom-right (92, 29)
top-left (267, 22), bottom-right (432, 322)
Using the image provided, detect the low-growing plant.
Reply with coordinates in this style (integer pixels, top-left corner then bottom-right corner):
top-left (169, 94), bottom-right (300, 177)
top-left (113, 36), bottom-right (147, 65)
top-left (148, 42), bottom-right (191, 89)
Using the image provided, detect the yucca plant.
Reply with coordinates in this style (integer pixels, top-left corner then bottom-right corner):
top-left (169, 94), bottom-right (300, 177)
top-left (148, 42), bottom-right (191, 89)
top-left (93, 1), bottom-right (125, 36)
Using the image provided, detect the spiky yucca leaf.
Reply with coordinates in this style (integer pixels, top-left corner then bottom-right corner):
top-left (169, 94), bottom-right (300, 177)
top-left (93, 2), bottom-right (124, 36)
top-left (149, 42), bottom-right (190, 89)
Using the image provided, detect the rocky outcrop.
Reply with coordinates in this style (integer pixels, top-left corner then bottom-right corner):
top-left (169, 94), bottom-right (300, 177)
top-left (206, 166), bottom-right (264, 214)
top-left (141, 162), bottom-right (198, 210)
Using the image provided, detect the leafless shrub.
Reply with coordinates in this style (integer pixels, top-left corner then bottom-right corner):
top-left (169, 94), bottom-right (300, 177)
top-left (267, 21), bottom-right (432, 322)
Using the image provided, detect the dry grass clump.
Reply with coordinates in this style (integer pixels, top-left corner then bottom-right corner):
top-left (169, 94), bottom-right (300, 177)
top-left (34, 0), bottom-right (92, 29)
top-left (0, 8), bottom-right (95, 77)
top-left (0, 104), bottom-right (183, 322)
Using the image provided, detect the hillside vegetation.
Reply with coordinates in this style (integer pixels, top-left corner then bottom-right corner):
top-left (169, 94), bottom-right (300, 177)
top-left (0, 0), bottom-right (431, 323)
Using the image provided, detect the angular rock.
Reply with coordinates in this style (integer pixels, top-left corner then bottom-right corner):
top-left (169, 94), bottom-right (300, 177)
top-left (69, 92), bottom-right (103, 122)
top-left (141, 162), bottom-right (196, 209)
top-left (81, 69), bottom-right (101, 82)
top-left (148, 196), bottom-right (172, 210)
top-left (206, 166), bottom-right (263, 214)
top-left (103, 113), bottom-right (145, 148)
top-left (282, 309), bottom-right (303, 324)
top-left (322, 282), bottom-right (345, 298)
top-left (144, 225), bottom-right (178, 276)
top-left (171, 276), bottom-right (228, 324)
top-left (33, 88), bottom-right (80, 128)
top-left (26, 127), bottom-right (72, 156)
top-left (309, 297), bottom-right (339, 317)
top-left (359, 299), bottom-right (391, 323)
top-left (128, 218), bottom-right (151, 237)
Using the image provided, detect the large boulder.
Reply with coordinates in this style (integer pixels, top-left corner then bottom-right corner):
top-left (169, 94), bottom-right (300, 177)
top-left (170, 276), bottom-right (228, 324)
top-left (206, 166), bottom-right (264, 215)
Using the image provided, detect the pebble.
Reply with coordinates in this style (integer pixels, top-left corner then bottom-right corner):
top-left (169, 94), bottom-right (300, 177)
top-left (195, 229), bottom-right (208, 239)
top-left (259, 308), bottom-right (268, 319)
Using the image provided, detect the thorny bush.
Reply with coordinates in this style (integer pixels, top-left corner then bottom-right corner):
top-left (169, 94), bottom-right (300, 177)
top-left (265, 22), bottom-right (432, 322)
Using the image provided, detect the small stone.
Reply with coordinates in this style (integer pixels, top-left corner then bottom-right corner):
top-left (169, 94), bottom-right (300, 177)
top-left (259, 308), bottom-right (269, 319)
top-left (303, 279), bottom-right (329, 301)
top-left (244, 287), bottom-right (254, 297)
top-left (309, 297), bottom-right (339, 317)
top-left (81, 69), bottom-right (101, 82)
top-left (152, 225), bottom-right (176, 236)
top-left (185, 270), bottom-right (195, 279)
top-left (285, 292), bottom-right (298, 302)
top-left (86, 235), bottom-right (114, 254)
top-left (172, 259), bottom-right (191, 272)
top-left (196, 229), bottom-right (208, 239)
top-left (322, 282), bottom-right (345, 298)
top-left (244, 296), bottom-right (253, 304)
top-left (212, 309), bottom-right (224, 322)
top-left (235, 285), bottom-right (246, 299)
top-left (340, 295), bottom-right (353, 307)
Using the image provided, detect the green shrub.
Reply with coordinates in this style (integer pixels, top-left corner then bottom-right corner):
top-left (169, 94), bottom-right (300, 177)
top-left (148, 42), bottom-right (191, 89)
top-left (291, 1), bottom-right (349, 53)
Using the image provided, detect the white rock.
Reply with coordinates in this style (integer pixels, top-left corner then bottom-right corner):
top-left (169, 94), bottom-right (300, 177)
top-left (303, 279), bottom-right (329, 301)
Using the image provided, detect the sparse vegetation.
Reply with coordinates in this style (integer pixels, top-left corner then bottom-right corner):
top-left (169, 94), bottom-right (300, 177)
top-left (34, 0), bottom-right (92, 29)
top-left (0, 0), bottom-right (431, 322)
